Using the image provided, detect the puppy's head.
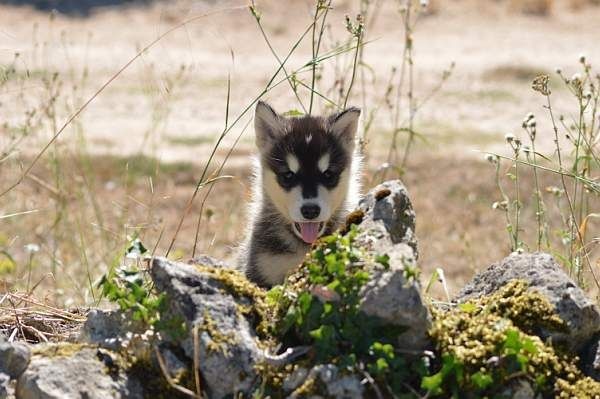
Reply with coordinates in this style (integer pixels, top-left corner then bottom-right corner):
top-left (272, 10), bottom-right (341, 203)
top-left (254, 101), bottom-right (360, 244)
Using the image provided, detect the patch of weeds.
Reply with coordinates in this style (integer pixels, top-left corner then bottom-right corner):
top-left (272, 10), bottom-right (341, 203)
top-left (259, 225), bottom-right (425, 397)
top-left (98, 237), bottom-right (186, 340)
top-left (423, 280), bottom-right (600, 397)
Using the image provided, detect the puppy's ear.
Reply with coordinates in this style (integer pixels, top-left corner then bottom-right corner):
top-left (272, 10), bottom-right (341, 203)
top-left (328, 107), bottom-right (361, 147)
top-left (255, 101), bottom-right (285, 150)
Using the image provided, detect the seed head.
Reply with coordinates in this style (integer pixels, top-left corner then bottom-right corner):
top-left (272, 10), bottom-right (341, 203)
top-left (505, 133), bottom-right (515, 142)
top-left (532, 75), bottom-right (550, 96)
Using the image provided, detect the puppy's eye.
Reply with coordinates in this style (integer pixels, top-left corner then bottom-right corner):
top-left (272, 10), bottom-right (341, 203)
top-left (322, 170), bottom-right (334, 180)
top-left (281, 171), bottom-right (295, 181)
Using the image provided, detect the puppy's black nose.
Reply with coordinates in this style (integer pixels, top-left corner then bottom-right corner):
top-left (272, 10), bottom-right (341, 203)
top-left (301, 204), bottom-right (320, 220)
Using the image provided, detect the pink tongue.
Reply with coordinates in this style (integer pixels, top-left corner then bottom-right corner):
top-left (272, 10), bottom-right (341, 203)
top-left (299, 222), bottom-right (320, 244)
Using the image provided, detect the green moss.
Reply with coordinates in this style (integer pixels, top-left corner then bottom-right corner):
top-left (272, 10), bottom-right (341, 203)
top-left (425, 280), bottom-right (600, 397)
top-left (32, 343), bottom-right (92, 358)
top-left (193, 264), bottom-right (273, 337)
top-left (199, 310), bottom-right (236, 354)
top-left (293, 376), bottom-right (316, 396)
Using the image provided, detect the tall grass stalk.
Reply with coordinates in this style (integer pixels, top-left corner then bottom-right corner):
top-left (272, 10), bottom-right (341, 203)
top-left (488, 64), bottom-right (600, 293)
top-left (0, 4), bottom-right (248, 198)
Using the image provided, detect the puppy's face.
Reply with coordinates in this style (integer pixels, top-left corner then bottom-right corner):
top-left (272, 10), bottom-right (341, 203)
top-left (254, 101), bottom-right (360, 244)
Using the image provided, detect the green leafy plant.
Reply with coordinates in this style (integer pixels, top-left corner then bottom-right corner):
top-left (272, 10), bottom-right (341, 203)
top-left (423, 281), bottom-right (600, 398)
top-left (98, 237), bottom-right (185, 339)
top-left (266, 225), bottom-right (425, 397)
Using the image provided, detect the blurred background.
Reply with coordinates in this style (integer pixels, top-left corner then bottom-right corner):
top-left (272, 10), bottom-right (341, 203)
top-left (1, 0), bottom-right (600, 308)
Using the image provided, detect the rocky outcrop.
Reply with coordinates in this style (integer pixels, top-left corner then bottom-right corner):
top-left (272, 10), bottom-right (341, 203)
top-left (0, 338), bottom-right (30, 379)
top-left (150, 256), bottom-right (263, 399)
top-left (16, 345), bottom-right (142, 399)
top-left (354, 180), bottom-right (430, 350)
top-left (457, 252), bottom-right (600, 353)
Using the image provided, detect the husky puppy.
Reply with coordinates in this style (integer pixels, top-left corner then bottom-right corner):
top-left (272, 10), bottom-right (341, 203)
top-left (239, 101), bottom-right (361, 287)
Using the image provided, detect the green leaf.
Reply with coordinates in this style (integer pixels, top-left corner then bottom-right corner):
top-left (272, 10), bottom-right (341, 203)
top-left (421, 372), bottom-right (444, 394)
top-left (375, 254), bottom-right (390, 269)
top-left (126, 238), bottom-right (147, 258)
top-left (471, 371), bottom-right (493, 389)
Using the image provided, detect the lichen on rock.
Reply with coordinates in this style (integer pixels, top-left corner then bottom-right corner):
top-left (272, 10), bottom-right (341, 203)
top-left (426, 280), bottom-right (600, 397)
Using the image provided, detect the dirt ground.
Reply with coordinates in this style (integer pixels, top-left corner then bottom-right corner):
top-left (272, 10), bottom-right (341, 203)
top-left (1, 0), bottom-right (600, 305)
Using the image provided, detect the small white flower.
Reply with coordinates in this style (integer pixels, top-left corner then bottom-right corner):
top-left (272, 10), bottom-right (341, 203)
top-left (420, 0), bottom-right (429, 7)
top-left (24, 243), bottom-right (40, 253)
top-left (505, 133), bottom-right (515, 142)
top-left (105, 181), bottom-right (117, 191)
top-left (571, 73), bottom-right (582, 82)
top-left (376, 162), bottom-right (391, 172)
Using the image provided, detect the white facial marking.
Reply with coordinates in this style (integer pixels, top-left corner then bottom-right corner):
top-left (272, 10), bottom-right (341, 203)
top-left (305, 134), bottom-right (312, 144)
top-left (286, 154), bottom-right (300, 173)
top-left (318, 153), bottom-right (330, 173)
top-left (263, 160), bottom-right (352, 233)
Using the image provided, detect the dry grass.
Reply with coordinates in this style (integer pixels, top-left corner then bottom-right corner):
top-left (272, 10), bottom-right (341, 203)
top-left (0, 292), bottom-right (86, 343)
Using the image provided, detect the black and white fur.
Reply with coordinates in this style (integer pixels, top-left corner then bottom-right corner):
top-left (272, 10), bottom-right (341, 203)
top-left (238, 101), bottom-right (361, 287)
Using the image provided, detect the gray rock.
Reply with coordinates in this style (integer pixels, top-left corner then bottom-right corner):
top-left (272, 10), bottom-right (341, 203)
top-left (314, 364), bottom-right (363, 399)
top-left (582, 336), bottom-right (600, 381)
top-left (356, 179), bottom-right (418, 258)
top-left (287, 364), bottom-right (363, 399)
top-left (355, 180), bottom-right (430, 350)
top-left (0, 373), bottom-right (11, 399)
top-left (0, 338), bottom-right (30, 379)
top-left (457, 252), bottom-right (600, 352)
top-left (16, 346), bottom-right (142, 399)
top-left (499, 379), bottom-right (538, 399)
top-left (151, 256), bottom-right (263, 399)
top-left (79, 309), bottom-right (147, 351)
